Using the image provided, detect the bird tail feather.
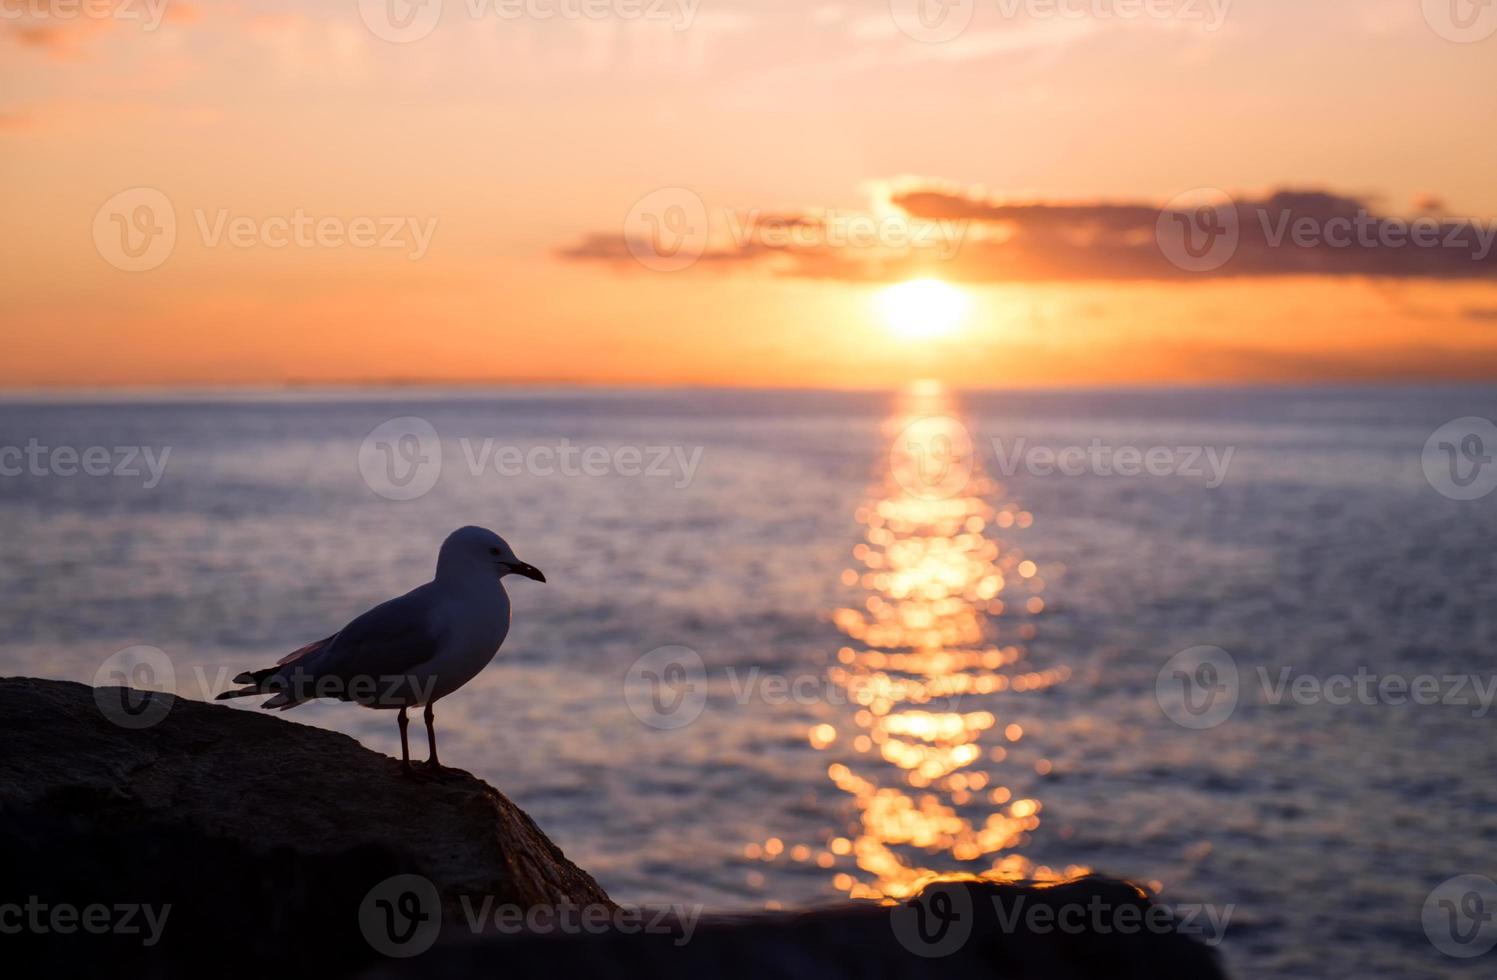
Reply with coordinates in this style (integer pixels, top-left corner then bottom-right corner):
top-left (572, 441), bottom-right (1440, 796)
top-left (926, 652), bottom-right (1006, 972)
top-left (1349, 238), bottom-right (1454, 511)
top-left (217, 664), bottom-right (305, 709)
top-left (218, 636), bottom-right (333, 707)
top-left (232, 665), bottom-right (279, 686)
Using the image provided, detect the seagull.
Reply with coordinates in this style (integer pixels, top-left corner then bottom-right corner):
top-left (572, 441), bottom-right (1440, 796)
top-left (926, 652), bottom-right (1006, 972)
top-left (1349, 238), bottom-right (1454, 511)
top-left (216, 526), bottom-right (545, 769)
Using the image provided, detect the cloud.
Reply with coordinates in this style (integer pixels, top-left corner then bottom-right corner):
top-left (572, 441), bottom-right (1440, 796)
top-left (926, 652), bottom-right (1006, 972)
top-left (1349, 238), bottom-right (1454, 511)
top-left (560, 181), bottom-right (1497, 283)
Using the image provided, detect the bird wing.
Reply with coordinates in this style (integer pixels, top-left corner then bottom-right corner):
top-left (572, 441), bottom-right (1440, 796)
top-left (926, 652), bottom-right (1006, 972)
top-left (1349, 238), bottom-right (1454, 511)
top-left (304, 583), bottom-right (449, 682)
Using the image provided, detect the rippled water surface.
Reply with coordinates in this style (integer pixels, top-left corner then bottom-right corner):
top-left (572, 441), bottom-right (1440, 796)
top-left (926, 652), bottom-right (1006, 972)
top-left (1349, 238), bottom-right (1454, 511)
top-left (2, 385), bottom-right (1494, 978)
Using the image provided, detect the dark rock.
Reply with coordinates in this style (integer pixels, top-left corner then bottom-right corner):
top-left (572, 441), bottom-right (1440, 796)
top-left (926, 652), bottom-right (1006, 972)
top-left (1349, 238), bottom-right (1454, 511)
top-left (0, 677), bottom-right (610, 976)
top-left (363, 876), bottom-right (1229, 980)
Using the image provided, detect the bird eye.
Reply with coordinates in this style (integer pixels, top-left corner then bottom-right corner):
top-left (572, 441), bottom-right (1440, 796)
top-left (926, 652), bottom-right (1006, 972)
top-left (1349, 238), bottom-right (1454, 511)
top-left (489, 547), bottom-right (500, 555)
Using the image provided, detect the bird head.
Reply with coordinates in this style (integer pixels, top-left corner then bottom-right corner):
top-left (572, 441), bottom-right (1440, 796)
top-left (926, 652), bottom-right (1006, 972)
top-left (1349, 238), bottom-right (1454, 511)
top-left (437, 525), bottom-right (546, 583)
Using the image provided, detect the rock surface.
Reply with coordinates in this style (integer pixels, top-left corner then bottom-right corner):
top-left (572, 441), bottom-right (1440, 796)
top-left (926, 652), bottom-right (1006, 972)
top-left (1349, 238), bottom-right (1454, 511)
top-left (1, 677), bottom-right (1228, 979)
top-left (0, 677), bottom-right (610, 973)
top-left (365, 876), bottom-right (1230, 980)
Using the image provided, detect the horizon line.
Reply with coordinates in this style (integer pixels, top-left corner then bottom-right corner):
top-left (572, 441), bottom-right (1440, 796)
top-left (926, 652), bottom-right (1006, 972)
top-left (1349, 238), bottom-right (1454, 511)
top-left (1, 376), bottom-right (1494, 403)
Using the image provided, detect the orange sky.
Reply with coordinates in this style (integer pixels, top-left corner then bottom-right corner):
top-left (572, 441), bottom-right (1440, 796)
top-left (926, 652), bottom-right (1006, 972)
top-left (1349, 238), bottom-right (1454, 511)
top-left (4, 0), bottom-right (1497, 388)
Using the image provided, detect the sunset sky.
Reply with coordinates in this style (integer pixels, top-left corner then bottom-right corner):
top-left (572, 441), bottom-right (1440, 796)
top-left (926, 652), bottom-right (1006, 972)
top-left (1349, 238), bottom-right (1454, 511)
top-left (4, 0), bottom-right (1497, 388)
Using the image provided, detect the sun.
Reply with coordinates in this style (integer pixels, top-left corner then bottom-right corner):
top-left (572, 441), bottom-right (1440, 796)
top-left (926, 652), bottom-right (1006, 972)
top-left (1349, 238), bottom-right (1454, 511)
top-left (878, 279), bottom-right (970, 341)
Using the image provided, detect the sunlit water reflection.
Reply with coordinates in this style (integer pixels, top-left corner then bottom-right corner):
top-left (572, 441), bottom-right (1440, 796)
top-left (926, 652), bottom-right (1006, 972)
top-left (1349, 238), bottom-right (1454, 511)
top-left (808, 384), bottom-right (1083, 899)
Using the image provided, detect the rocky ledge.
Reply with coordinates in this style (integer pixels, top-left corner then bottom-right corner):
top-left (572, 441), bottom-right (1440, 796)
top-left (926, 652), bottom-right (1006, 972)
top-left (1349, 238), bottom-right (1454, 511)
top-left (1, 677), bottom-right (1226, 979)
top-left (0, 676), bottom-right (609, 974)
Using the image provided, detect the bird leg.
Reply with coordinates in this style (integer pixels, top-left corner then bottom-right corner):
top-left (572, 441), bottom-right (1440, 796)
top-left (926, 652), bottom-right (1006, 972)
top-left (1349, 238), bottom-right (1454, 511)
top-left (397, 706), bottom-right (411, 769)
top-left (424, 700), bottom-right (440, 769)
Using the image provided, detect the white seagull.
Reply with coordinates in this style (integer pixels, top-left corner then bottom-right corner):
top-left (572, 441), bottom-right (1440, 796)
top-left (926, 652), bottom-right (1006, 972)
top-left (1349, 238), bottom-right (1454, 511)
top-left (217, 526), bottom-right (545, 769)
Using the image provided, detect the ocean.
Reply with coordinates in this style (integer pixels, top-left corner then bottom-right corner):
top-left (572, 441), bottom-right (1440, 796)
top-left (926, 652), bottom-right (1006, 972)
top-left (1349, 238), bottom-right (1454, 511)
top-left (2, 384), bottom-right (1493, 978)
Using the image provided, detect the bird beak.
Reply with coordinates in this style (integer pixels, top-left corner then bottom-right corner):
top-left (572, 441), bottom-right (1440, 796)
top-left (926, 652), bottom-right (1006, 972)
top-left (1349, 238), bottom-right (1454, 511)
top-left (508, 561), bottom-right (546, 583)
